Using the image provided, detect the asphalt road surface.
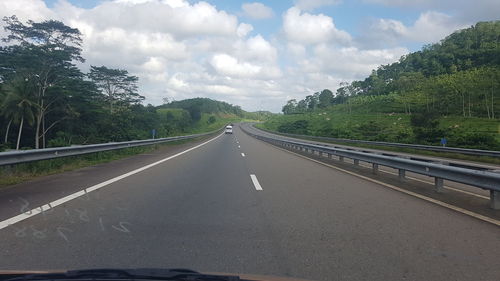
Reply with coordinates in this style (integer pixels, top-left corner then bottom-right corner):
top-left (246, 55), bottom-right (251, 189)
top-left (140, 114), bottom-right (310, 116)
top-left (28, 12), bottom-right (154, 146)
top-left (0, 124), bottom-right (499, 281)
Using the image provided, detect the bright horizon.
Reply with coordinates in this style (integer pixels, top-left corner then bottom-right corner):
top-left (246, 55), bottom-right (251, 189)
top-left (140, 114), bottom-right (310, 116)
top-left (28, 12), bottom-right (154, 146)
top-left (1, 0), bottom-right (499, 112)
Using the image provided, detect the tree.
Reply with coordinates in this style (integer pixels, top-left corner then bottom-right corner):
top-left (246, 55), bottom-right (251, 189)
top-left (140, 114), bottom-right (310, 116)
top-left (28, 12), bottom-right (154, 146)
top-left (305, 94), bottom-right (318, 111)
top-left (394, 72), bottom-right (425, 114)
top-left (296, 100), bottom-right (307, 113)
top-left (282, 99), bottom-right (297, 114)
top-left (1, 77), bottom-right (36, 149)
top-left (318, 89), bottom-right (333, 108)
top-left (1, 16), bottom-right (84, 149)
top-left (88, 66), bottom-right (144, 113)
top-left (410, 111), bottom-right (444, 144)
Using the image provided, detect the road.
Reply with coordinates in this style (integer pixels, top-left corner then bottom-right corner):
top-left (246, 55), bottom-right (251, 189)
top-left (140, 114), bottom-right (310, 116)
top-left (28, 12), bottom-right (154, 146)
top-left (250, 124), bottom-right (498, 199)
top-left (0, 124), bottom-right (499, 281)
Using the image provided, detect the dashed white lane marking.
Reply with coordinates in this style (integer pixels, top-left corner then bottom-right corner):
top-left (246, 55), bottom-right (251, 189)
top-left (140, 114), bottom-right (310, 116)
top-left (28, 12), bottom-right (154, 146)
top-left (0, 133), bottom-right (224, 230)
top-left (241, 153), bottom-right (246, 157)
top-left (250, 174), bottom-right (263, 191)
top-left (238, 145), bottom-right (241, 148)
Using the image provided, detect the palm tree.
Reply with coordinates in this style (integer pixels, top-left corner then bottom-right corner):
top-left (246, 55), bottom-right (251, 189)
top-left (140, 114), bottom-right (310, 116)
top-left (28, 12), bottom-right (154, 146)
top-left (1, 77), bottom-right (36, 150)
top-left (1, 90), bottom-right (16, 145)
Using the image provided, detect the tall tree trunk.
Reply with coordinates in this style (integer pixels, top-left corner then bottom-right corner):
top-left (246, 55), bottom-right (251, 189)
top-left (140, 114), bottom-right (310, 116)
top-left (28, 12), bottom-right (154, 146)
top-left (484, 92), bottom-right (490, 119)
top-left (16, 117), bottom-right (24, 150)
top-left (4, 119), bottom-right (12, 144)
top-left (461, 92), bottom-right (466, 117)
top-left (35, 82), bottom-right (47, 149)
top-left (35, 112), bottom-right (42, 149)
top-left (491, 80), bottom-right (495, 119)
top-left (42, 115), bottom-right (46, 148)
top-left (468, 92), bottom-right (472, 117)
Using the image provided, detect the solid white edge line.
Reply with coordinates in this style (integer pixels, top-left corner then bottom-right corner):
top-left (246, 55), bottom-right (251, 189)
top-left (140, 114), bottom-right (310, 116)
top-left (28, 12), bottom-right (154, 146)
top-left (250, 174), bottom-right (263, 191)
top-left (0, 132), bottom-right (224, 230)
top-left (241, 153), bottom-right (245, 157)
top-left (267, 143), bottom-right (500, 227)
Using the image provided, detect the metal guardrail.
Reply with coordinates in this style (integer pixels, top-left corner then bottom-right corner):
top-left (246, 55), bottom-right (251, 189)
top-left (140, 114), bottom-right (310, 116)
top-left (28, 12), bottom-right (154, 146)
top-left (242, 125), bottom-right (500, 209)
top-left (256, 127), bottom-right (500, 158)
top-left (0, 128), bottom-right (223, 166)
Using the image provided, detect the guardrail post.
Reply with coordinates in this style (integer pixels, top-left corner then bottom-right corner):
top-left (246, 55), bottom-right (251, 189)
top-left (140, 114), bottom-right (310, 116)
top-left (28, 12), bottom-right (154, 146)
top-left (354, 159), bottom-right (359, 166)
top-left (398, 169), bottom-right (406, 181)
top-left (339, 156), bottom-right (344, 162)
top-left (435, 177), bottom-right (444, 193)
top-left (372, 163), bottom-right (378, 174)
top-left (491, 190), bottom-right (500, 210)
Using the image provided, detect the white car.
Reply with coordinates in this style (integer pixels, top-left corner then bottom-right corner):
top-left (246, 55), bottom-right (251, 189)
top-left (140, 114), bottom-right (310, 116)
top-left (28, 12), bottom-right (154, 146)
top-left (225, 125), bottom-right (233, 134)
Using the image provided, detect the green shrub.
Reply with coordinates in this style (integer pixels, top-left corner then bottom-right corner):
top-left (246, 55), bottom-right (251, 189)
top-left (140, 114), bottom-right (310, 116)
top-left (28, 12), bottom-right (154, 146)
top-left (208, 116), bottom-right (216, 124)
top-left (448, 131), bottom-right (499, 150)
top-left (410, 112), bottom-right (444, 144)
top-left (277, 120), bottom-right (309, 134)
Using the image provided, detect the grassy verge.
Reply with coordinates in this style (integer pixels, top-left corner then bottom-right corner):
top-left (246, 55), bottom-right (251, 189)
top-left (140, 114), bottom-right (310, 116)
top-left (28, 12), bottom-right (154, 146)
top-left (255, 125), bottom-right (500, 165)
top-left (0, 136), bottom-right (211, 188)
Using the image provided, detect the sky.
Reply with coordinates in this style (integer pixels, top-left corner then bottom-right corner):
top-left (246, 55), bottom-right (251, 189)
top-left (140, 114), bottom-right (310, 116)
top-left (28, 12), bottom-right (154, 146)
top-left (1, 0), bottom-right (499, 112)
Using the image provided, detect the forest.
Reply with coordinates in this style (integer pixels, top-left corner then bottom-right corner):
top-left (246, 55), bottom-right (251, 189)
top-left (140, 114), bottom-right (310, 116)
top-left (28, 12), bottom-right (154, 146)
top-left (0, 16), bottom-right (247, 151)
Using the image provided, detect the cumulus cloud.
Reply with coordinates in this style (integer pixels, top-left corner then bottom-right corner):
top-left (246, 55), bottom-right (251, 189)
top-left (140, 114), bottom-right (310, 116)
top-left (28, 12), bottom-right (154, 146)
top-left (293, 0), bottom-right (341, 11)
top-left (0, 0), bottom-right (54, 21)
top-left (361, 11), bottom-right (467, 47)
top-left (236, 23), bottom-right (254, 37)
top-left (283, 7), bottom-right (351, 45)
top-left (312, 45), bottom-right (408, 78)
top-left (241, 2), bottom-right (274, 19)
top-left (210, 54), bottom-right (261, 78)
top-left (363, 0), bottom-right (500, 23)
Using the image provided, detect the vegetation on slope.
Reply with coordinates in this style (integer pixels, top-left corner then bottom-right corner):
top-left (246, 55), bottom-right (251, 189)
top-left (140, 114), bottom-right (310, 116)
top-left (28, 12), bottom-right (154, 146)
top-left (271, 21), bottom-right (500, 150)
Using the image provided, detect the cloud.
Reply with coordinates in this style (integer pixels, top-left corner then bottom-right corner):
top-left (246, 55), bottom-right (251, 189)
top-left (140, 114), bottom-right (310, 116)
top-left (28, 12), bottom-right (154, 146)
top-left (210, 54), bottom-right (261, 78)
top-left (234, 35), bottom-right (278, 63)
top-left (293, 0), bottom-right (341, 11)
top-left (236, 23), bottom-right (254, 37)
top-left (312, 45), bottom-right (408, 78)
top-left (72, 0), bottom-right (239, 39)
top-left (209, 35), bottom-right (281, 80)
top-left (0, 0), bottom-right (54, 21)
top-left (361, 11), bottom-right (467, 47)
top-left (363, 0), bottom-right (500, 23)
top-left (283, 7), bottom-right (351, 45)
top-left (241, 2), bottom-right (274, 19)
top-left (409, 11), bottom-right (466, 42)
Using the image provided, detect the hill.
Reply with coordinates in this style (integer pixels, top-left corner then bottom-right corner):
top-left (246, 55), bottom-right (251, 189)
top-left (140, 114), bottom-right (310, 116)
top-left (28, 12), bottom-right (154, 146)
top-left (266, 21), bottom-right (500, 150)
top-left (155, 98), bottom-right (249, 136)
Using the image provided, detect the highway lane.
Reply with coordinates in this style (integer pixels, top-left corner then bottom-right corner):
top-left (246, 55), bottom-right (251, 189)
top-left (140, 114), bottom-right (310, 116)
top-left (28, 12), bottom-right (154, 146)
top-left (0, 136), bottom-right (221, 222)
top-left (246, 124), bottom-right (497, 199)
top-left (0, 124), bottom-right (500, 281)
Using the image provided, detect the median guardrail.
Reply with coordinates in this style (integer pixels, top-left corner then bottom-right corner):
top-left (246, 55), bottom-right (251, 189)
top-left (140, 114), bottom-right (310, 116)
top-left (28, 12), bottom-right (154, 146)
top-left (256, 127), bottom-right (500, 158)
top-left (242, 124), bottom-right (500, 210)
top-left (0, 128), bottom-right (223, 167)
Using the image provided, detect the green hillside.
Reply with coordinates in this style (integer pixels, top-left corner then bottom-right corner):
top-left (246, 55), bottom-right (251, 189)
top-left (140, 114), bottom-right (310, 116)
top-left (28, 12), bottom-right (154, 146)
top-left (266, 21), bottom-right (500, 151)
